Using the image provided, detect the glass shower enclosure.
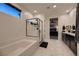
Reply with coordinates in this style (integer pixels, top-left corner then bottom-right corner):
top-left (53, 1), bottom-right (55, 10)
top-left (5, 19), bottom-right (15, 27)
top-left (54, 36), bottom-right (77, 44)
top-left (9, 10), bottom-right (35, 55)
top-left (26, 18), bottom-right (43, 42)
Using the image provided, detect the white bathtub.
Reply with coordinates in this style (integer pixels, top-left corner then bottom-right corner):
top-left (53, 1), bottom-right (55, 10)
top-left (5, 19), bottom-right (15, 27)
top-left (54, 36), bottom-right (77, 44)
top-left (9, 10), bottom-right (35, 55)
top-left (0, 38), bottom-right (39, 56)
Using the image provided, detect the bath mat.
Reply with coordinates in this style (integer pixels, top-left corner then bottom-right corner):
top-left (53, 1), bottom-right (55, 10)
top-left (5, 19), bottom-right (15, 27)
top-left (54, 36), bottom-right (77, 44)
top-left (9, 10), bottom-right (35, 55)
top-left (40, 42), bottom-right (48, 48)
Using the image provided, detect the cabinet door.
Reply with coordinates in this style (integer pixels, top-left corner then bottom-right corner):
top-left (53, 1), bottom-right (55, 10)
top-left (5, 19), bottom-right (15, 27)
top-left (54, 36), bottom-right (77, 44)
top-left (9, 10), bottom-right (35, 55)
top-left (62, 33), bottom-right (65, 41)
top-left (70, 40), bottom-right (77, 55)
top-left (65, 34), bottom-right (71, 47)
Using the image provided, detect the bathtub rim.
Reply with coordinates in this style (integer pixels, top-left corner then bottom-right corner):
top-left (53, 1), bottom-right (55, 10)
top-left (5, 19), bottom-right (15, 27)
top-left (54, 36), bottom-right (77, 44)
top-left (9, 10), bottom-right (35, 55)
top-left (0, 38), bottom-right (39, 56)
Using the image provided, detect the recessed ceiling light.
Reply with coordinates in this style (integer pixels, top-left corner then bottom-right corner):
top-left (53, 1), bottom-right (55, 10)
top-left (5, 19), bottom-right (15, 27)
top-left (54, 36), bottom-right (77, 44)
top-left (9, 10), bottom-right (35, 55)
top-left (66, 10), bottom-right (69, 13)
top-left (34, 10), bottom-right (37, 13)
top-left (53, 5), bottom-right (56, 8)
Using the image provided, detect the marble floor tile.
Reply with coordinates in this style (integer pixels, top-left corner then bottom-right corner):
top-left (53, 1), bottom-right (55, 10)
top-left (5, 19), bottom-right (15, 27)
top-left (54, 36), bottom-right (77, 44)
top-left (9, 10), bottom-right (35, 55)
top-left (33, 39), bottom-right (74, 56)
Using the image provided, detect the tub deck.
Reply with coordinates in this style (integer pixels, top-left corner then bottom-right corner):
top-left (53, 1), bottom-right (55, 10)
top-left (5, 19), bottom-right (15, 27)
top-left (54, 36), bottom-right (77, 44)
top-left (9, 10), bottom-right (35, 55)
top-left (0, 37), bottom-right (39, 56)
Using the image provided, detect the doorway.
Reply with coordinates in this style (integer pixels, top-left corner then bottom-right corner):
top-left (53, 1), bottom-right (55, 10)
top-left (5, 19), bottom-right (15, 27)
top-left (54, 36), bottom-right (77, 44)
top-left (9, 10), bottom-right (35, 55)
top-left (50, 18), bottom-right (58, 39)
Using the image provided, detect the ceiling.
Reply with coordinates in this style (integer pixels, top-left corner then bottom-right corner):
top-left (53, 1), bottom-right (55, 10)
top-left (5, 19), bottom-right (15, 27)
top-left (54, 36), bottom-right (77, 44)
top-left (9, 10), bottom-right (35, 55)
top-left (18, 3), bottom-right (77, 18)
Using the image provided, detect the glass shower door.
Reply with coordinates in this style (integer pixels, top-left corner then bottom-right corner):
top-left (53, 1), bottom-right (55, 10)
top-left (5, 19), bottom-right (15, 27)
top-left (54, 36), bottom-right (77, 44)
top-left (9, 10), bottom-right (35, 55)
top-left (26, 18), bottom-right (43, 43)
top-left (26, 18), bottom-right (39, 37)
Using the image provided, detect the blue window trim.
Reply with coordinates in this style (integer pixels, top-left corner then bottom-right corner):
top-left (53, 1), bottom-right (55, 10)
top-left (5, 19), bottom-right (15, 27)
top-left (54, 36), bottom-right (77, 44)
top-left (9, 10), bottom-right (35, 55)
top-left (5, 3), bottom-right (21, 12)
top-left (0, 3), bottom-right (21, 19)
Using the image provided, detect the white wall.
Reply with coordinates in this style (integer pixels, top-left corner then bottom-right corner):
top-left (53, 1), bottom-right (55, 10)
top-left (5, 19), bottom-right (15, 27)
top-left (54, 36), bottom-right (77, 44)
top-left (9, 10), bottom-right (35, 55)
top-left (44, 17), bottom-right (50, 40)
top-left (0, 12), bottom-right (26, 47)
top-left (24, 12), bottom-right (33, 19)
top-left (58, 8), bottom-right (76, 40)
top-left (0, 11), bottom-right (33, 48)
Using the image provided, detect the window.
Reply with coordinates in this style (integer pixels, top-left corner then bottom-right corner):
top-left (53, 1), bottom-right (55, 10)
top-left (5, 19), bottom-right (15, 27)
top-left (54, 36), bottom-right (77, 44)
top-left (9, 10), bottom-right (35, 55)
top-left (0, 3), bottom-right (21, 18)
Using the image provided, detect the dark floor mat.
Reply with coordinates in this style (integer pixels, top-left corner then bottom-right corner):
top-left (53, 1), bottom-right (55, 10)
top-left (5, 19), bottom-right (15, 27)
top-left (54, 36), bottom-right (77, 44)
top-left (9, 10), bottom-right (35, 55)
top-left (40, 42), bottom-right (48, 48)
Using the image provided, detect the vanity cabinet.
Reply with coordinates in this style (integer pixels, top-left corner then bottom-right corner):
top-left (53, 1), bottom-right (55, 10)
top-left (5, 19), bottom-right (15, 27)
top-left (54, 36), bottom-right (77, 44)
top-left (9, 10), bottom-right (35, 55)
top-left (70, 36), bottom-right (77, 55)
top-left (62, 32), bottom-right (77, 55)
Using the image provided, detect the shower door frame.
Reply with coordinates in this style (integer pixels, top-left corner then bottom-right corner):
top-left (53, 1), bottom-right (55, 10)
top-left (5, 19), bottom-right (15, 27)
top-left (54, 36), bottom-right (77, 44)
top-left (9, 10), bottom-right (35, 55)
top-left (26, 18), bottom-right (40, 37)
top-left (26, 18), bottom-right (43, 42)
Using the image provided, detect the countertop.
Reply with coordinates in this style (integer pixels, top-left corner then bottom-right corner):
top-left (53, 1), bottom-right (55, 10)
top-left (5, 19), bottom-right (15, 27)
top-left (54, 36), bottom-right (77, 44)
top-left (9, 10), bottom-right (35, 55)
top-left (62, 32), bottom-right (75, 37)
